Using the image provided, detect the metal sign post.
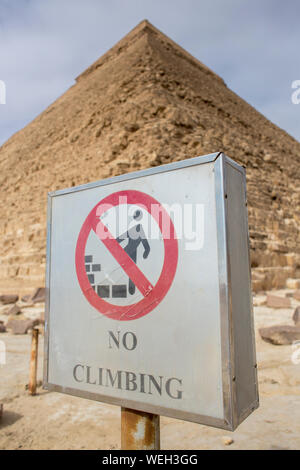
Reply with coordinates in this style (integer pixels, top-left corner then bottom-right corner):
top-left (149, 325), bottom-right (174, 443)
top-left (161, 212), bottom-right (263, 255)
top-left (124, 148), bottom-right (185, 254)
top-left (29, 328), bottom-right (39, 395)
top-left (44, 152), bottom-right (259, 442)
top-left (121, 408), bottom-right (160, 450)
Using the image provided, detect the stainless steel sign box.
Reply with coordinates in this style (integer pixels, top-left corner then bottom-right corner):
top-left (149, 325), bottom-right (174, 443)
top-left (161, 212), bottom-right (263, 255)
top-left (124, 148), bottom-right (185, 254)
top-left (44, 152), bottom-right (259, 431)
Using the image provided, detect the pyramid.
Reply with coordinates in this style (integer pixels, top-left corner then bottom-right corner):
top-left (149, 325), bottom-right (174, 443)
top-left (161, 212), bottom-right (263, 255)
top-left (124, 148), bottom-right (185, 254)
top-left (0, 20), bottom-right (300, 294)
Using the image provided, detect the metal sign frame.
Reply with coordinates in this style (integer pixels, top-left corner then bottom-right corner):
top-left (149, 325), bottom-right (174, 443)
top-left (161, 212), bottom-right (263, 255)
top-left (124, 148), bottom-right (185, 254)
top-left (43, 152), bottom-right (259, 431)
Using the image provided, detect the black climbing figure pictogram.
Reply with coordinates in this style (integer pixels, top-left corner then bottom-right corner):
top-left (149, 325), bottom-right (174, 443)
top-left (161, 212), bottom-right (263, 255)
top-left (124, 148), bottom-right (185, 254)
top-left (116, 210), bottom-right (150, 295)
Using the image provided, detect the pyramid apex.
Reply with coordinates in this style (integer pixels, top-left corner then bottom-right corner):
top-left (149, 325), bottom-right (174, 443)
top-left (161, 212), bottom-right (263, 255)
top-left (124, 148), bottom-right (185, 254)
top-left (76, 20), bottom-right (224, 84)
top-left (121, 19), bottom-right (158, 35)
top-left (76, 19), bottom-right (155, 82)
top-left (136, 19), bottom-right (153, 29)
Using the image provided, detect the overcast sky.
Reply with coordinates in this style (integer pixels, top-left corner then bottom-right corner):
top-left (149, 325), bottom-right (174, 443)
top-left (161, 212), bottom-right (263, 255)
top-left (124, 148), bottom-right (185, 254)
top-left (0, 0), bottom-right (299, 146)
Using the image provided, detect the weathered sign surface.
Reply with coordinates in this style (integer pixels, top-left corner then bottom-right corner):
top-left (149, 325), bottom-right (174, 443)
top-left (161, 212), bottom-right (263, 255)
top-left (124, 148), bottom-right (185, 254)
top-left (44, 152), bottom-right (259, 430)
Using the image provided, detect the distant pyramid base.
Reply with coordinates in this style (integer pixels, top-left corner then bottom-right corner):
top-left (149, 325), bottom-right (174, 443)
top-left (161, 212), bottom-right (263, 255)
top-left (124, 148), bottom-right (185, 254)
top-left (0, 20), bottom-right (299, 294)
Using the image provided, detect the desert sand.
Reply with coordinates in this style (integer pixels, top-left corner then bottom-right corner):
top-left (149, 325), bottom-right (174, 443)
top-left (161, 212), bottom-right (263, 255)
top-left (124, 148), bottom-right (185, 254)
top-left (0, 289), bottom-right (299, 450)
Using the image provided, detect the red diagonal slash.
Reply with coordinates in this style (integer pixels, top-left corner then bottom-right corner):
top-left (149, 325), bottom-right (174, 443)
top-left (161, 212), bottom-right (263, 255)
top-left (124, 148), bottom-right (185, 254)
top-left (93, 219), bottom-right (153, 297)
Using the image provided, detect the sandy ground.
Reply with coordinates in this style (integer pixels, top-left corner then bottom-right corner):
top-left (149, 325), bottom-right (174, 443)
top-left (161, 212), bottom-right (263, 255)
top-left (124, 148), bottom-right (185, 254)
top-left (0, 290), bottom-right (300, 450)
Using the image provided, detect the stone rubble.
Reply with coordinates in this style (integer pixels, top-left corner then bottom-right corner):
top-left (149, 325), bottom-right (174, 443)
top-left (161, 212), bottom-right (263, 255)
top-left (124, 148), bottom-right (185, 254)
top-left (6, 317), bottom-right (40, 335)
top-left (266, 294), bottom-right (291, 309)
top-left (0, 287), bottom-right (45, 335)
top-left (0, 294), bottom-right (19, 305)
top-left (293, 291), bottom-right (300, 301)
top-left (5, 304), bottom-right (22, 316)
top-left (293, 306), bottom-right (300, 326)
top-left (259, 325), bottom-right (300, 345)
top-left (222, 436), bottom-right (234, 446)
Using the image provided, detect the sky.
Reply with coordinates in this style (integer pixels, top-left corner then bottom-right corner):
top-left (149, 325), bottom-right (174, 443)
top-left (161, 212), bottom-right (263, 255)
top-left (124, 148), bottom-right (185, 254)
top-left (0, 0), bottom-right (299, 146)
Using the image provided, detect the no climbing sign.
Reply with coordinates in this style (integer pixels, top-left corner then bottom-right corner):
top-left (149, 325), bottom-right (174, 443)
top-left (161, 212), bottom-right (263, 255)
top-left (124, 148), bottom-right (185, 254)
top-left (44, 152), bottom-right (259, 431)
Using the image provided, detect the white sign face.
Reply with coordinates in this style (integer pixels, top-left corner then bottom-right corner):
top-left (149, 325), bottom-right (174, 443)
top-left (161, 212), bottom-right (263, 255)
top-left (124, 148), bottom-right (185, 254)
top-left (44, 153), bottom-right (258, 430)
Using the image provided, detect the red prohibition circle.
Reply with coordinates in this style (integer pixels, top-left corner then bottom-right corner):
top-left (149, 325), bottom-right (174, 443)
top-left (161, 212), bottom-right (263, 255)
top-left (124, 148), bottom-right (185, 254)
top-left (75, 190), bottom-right (178, 321)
